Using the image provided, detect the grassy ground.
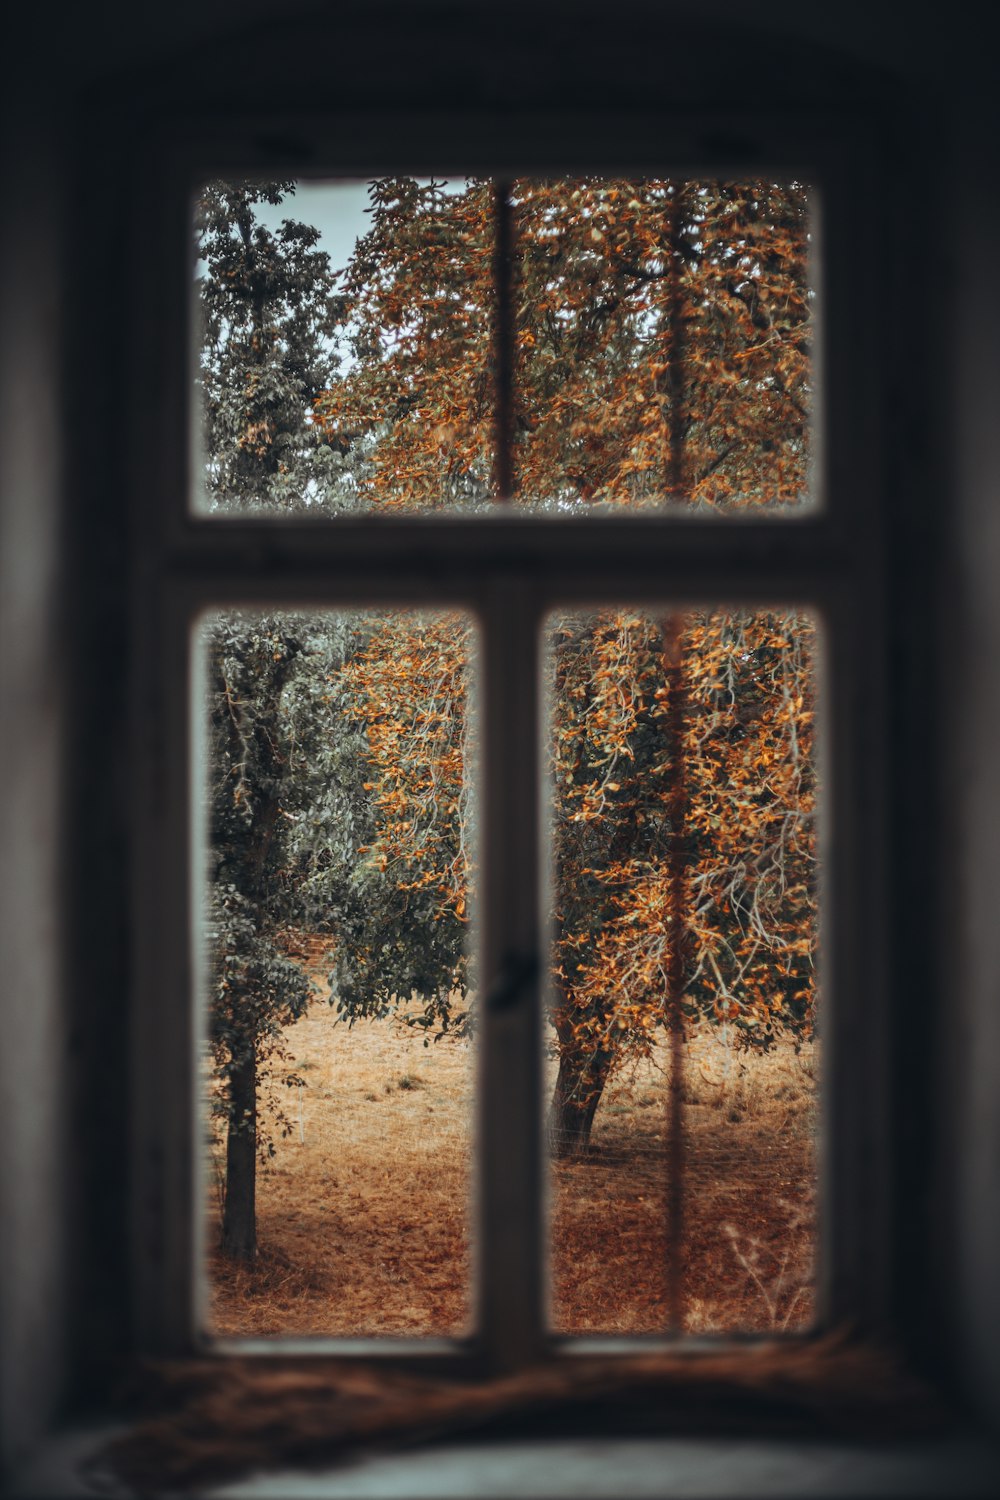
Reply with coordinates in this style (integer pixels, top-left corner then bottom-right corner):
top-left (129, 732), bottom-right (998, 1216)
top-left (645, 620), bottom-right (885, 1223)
top-left (206, 949), bottom-right (818, 1339)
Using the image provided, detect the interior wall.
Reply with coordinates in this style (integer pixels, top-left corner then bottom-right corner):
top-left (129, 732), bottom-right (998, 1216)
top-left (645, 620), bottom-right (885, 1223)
top-left (0, 111), bottom-right (70, 1472)
top-left (2, 0), bottom-right (1000, 1468)
top-left (948, 93), bottom-right (1000, 1430)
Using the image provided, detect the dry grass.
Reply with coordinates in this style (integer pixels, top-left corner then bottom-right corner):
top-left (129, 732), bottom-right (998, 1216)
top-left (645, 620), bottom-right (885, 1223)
top-left (547, 1027), bottom-right (818, 1335)
top-left (207, 996), bottom-right (473, 1337)
top-left (207, 947), bottom-right (818, 1339)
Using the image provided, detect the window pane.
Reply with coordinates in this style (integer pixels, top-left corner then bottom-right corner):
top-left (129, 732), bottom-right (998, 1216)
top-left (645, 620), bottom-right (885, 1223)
top-left (545, 608), bottom-right (820, 1334)
top-left (191, 178), bottom-right (815, 517)
top-left (192, 179), bottom-right (496, 516)
top-left (514, 181), bottom-right (815, 514)
top-left (196, 609), bottom-right (477, 1337)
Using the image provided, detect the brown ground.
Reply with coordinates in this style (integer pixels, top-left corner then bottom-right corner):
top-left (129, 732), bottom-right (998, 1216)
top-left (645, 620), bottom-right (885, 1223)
top-left (207, 948), bottom-right (818, 1340)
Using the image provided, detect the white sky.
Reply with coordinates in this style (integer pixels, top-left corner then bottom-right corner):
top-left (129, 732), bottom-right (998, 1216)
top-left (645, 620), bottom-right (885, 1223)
top-left (253, 179), bottom-right (467, 281)
top-left (253, 181), bottom-right (373, 279)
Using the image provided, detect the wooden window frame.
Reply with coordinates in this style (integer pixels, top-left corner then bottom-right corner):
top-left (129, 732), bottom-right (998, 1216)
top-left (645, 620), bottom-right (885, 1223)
top-left (129, 110), bottom-right (889, 1374)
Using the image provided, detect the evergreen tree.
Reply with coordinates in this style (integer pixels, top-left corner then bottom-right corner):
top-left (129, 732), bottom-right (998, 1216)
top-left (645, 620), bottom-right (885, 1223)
top-left (197, 183), bottom-right (357, 1259)
top-left (196, 180), bottom-right (345, 515)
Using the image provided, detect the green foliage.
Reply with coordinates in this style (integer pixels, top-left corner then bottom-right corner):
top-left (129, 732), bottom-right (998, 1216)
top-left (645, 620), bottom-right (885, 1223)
top-left (195, 180), bottom-right (347, 514)
top-left (205, 617), bottom-right (313, 1150)
top-left (196, 183), bottom-right (357, 1192)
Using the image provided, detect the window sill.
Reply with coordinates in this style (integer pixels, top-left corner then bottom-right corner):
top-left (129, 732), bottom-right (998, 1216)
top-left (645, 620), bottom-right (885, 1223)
top-left (10, 1337), bottom-right (998, 1498)
top-left (11, 1425), bottom-right (1000, 1500)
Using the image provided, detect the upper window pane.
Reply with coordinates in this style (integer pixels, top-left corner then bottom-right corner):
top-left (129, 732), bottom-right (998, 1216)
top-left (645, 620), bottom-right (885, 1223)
top-left (512, 180), bottom-right (814, 515)
top-left (191, 178), bottom-right (815, 517)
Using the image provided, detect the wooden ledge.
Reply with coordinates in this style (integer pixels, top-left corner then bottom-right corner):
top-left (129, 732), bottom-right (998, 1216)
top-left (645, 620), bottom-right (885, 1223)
top-left (89, 1333), bottom-right (953, 1494)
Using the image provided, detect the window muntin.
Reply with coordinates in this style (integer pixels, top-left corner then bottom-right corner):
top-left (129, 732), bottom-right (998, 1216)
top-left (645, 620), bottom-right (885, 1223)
top-left (191, 177), bottom-right (816, 519)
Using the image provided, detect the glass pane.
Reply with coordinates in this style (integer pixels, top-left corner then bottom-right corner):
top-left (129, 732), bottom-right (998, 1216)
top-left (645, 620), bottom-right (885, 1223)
top-left (514, 181), bottom-right (814, 514)
top-left (196, 609), bottom-right (478, 1337)
top-left (191, 178), bottom-right (814, 517)
top-left (546, 608), bottom-right (820, 1334)
top-left (192, 179), bottom-right (496, 516)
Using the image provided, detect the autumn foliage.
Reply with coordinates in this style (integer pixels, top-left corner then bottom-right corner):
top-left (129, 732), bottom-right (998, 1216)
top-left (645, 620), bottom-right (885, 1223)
top-left (335, 603), bottom-right (818, 1150)
top-left (317, 178), bottom-right (810, 514)
top-left (316, 178), bottom-right (818, 1149)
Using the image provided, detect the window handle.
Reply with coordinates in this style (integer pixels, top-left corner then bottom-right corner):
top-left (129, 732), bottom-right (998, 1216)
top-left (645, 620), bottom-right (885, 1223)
top-left (486, 950), bottom-right (539, 1013)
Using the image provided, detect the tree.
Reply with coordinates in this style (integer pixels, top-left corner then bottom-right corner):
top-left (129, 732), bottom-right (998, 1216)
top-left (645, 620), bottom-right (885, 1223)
top-left (206, 618), bottom-right (314, 1259)
top-left (196, 180), bottom-right (345, 515)
top-left (197, 183), bottom-right (354, 1259)
top-left (317, 178), bottom-right (818, 1152)
top-left (547, 608), bottom-right (818, 1152)
top-left (316, 177), bottom-right (810, 515)
top-left (317, 177), bottom-right (495, 513)
top-left (333, 606), bottom-right (817, 1159)
top-left (329, 612), bottom-right (476, 1036)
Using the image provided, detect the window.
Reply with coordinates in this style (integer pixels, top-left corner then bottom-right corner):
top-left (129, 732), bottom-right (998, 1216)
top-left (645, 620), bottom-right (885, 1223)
top-left (131, 126), bottom-right (887, 1377)
top-left (13, 11), bottom-right (1000, 1494)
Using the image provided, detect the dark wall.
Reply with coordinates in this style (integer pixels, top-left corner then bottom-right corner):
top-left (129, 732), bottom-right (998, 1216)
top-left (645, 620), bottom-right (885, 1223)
top-left (947, 88), bottom-right (1000, 1415)
top-left (0, 110), bottom-right (71, 1476)
top-left (1, 0), bottom-right (998, 1473)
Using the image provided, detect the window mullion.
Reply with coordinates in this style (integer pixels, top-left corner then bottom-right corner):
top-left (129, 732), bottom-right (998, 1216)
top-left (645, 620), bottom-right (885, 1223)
top-left (477, 579), bottom-right (545, 1369)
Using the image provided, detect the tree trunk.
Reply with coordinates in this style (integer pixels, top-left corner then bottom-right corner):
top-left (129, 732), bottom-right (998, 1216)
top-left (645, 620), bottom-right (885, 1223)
top-left (222, 1044), bottom-right (257, 1261)
top-left (548, 1037), bottom-right (613, 1158)
top-left (215, 642), bottom-right (295, 1265)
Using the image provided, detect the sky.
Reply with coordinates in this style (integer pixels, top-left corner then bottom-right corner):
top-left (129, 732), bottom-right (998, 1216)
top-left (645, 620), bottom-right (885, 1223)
top-left (252, 178), bottom-right (467, 279)
top-left (253, 180), bottom-right (373, 278)
top-left (246, 179), bottom-right (467, 376)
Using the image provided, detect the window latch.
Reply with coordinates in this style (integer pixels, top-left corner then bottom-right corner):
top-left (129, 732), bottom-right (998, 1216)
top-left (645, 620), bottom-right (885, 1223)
top-left (486, 950), bottom-right (539, 1013)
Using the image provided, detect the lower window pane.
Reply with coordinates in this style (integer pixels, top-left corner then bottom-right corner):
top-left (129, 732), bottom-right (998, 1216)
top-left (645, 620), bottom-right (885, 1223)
top-left (545, 607), bottom-right (821, 1335)
top-left (196, 609), bottom-right (477, 1337)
